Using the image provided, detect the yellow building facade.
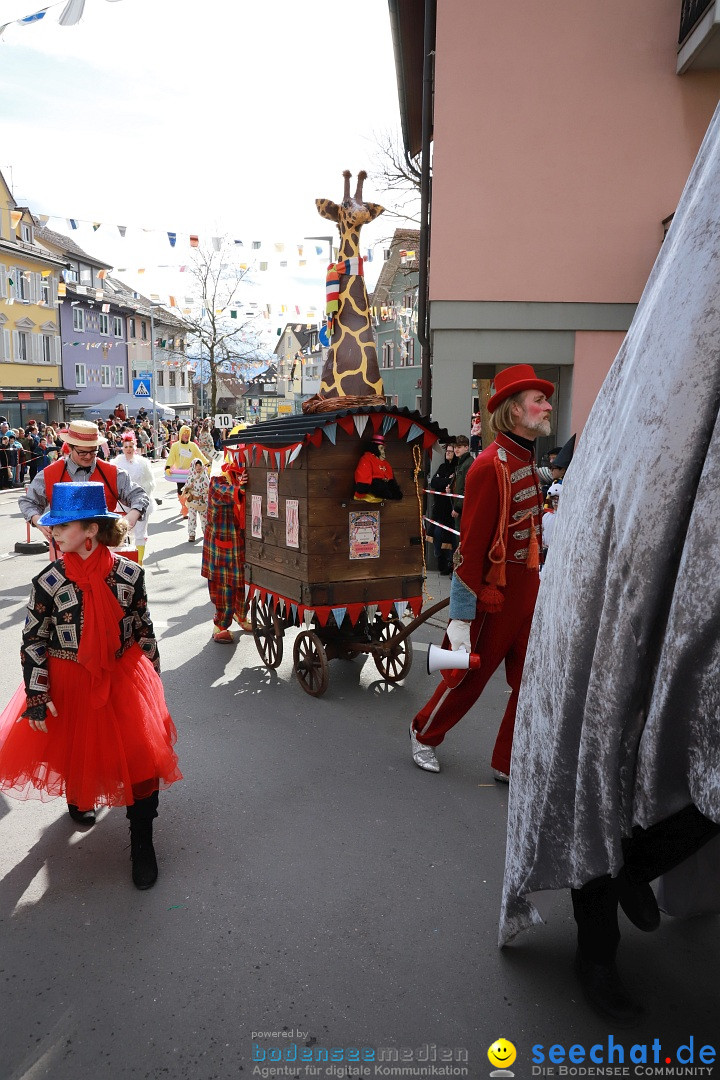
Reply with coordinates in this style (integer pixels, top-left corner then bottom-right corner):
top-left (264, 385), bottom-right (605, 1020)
top-left (0, 171), bottom-right (67, 425)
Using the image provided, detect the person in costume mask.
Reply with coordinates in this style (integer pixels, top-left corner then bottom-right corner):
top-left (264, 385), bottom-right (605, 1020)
top-left (164, 424), bottom-right (209, 517)
top-left (111, 432), bottom-right (157, 564)
top-left (201, 458), bottom-right (251, 642)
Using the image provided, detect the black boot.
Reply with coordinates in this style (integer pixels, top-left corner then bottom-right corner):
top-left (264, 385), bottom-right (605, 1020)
top-left (129, 819), bottom-right (158, 890)
top-left (67, 803), bottom-right (96, 826)
top-left (616, 867), bottom-right (660, 931)
top-left (571, 876), bottom-right (643, 1025)
top-left (574, 949), bottom-right (643, 1027)
top-left (127, 791), bottom-right (159, 890)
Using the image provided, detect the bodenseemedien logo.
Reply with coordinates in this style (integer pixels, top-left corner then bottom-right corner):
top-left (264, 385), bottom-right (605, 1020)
top-left (488, 1038), bottom-right (516, 1077)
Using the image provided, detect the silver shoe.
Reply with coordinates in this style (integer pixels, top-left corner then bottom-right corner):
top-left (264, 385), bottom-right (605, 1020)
top-left (493, 770), bottom-right (510, 784)
top-left (410, 726), bottom-right (440, 772)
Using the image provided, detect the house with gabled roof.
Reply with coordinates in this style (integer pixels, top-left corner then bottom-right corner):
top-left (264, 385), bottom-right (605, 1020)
top-left (371, 229), bottom-right (421, 413)
top-left (0, 171), bottom-right (68, 427)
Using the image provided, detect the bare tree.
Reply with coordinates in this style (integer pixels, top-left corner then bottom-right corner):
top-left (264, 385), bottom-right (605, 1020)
top-left (173, 241), bottom-right (270, 415)
top-left (368, 129), bottom-right (422, 227)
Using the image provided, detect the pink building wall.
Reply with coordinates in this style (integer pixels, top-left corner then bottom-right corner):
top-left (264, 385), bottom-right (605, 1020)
top-left (571, 331), bottom-right (627, 431)
top-left (430, 0), bottom-right (720, 305)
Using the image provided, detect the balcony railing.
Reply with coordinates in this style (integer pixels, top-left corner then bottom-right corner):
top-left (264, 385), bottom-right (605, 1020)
top-left (679, 0), bottom-right (714, 44)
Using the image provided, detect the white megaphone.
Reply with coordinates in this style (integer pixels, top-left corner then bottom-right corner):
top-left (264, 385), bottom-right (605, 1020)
top-left (426, 644), bottom-right (481, 674)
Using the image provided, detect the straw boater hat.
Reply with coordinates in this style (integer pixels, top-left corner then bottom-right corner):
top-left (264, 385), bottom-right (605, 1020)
top-left (63, 420), bottom-right (104, 449)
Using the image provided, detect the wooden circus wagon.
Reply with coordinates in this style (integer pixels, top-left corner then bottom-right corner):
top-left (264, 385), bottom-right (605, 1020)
top-left (225, 405), bottom-right (450, 696)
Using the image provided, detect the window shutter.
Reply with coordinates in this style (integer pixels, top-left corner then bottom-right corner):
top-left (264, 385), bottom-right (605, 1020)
top-left (32, 333), bottom-right (42, 362)
top-left (33, 273), bottom-right (42, 303)
top-left (0, 264), bottom-right (6, 299)
top-left (10, 269), bottom-right (18, 300)
top-left (0, 329), bottom-right (4, 361)
top-left (53, 335), bottom-right (61, 363)
top-left (12, 330), bottom-right (19, 359)
top-left (50, 276), bottom-right (58, 306)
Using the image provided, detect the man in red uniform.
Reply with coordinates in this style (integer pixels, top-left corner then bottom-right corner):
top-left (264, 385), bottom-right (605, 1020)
top-left (410, 364), bottom-right (553, 779)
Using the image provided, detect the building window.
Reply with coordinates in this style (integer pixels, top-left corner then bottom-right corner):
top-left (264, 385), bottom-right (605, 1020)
top-left (141, 321), bottom-right (147, 340)
top-left (17, 331), bottom-right (30, 360)
top-left (75, 363), bottom-right (87, 387)
top-left (42, 335), bottom-right (52, 363)
top-left (169, 370), bottom-right (176, 387)
top-left (113, 316), bottom-right (123, 338)
top-left (41, 277), bottom-right (51, 305)
top-left (407, 337), bottom-right (415, 365)
top-left (180, 371), bottom-right (185, 387)
top-left (99, 313), bottom-right (109, 336)
top-left (381, 341), bottom-right (394, 368)
top-left (115, 366), bottom-right (125, 387)
top-left (21, 223), bottom-right (33, 244)
top-left (101, 365), bottom-right (111, 387)
top-left (157, 370), bottom-right (164, 387)
top-left (72, 307), bottom-right (85, 332)
top-left (14, 267), bottom-right (30, 301)
top-left (128, 317), bottom-right (136, 339)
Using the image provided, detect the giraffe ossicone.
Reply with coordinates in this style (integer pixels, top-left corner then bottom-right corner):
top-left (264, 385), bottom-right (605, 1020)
top-left (312, 170), bottom-right (385, 403)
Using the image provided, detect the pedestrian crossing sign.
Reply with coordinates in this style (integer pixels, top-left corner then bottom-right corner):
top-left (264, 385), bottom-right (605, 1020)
top-left (133, 378), bottom-right (152, 397)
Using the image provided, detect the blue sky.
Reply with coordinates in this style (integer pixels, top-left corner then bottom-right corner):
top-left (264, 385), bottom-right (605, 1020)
top-left (0, 0), bottom-right (407, 336)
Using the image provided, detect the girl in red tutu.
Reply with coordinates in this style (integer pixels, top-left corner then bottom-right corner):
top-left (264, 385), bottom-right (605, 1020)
top-left (0, 482), bottom-right (182, 890)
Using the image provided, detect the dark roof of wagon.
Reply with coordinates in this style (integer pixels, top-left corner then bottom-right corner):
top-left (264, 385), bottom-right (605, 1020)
top-left (223, 405), bottom-right (449, 448)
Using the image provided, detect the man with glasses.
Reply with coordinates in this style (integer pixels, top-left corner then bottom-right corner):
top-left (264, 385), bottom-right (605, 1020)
top-left (20, 420), bottom-right (148, 544)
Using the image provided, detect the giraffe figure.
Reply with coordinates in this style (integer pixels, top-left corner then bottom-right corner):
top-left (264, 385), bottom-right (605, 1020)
top-left (315, 170), bottom-right (385, 399)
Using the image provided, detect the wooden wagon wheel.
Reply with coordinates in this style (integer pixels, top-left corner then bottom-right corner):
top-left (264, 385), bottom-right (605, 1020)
top-left (373, 616), bottom-right (413, 683)
top-left (293, 630), bottom-right (329, 697)
top-left (251, 596), bottom-right (283, 669)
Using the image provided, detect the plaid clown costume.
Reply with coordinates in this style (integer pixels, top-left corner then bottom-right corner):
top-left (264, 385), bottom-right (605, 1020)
top-left (200, 473), bottom-right (247, 631)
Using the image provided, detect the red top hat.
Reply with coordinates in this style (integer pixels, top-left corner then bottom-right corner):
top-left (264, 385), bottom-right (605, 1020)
top-left (487, 364), bottom-right (555, 413)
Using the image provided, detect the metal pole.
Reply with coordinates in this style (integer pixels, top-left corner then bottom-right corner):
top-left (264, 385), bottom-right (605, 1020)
top-left (150, 306), bottom-right (157, 448)
top-left (199, 339), bottom-right (204, 417)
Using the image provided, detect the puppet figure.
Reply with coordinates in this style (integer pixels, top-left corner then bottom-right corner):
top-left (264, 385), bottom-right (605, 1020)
top-left (354, 434), bottom-right (403, 503)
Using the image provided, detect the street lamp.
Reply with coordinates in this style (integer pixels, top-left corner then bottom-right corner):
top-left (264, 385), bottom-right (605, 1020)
top-left (149, 303), bottom-right (161, 453)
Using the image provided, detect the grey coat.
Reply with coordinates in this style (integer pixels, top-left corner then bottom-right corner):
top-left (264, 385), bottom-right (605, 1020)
top-left (499, 103), bottom-right (720, 946)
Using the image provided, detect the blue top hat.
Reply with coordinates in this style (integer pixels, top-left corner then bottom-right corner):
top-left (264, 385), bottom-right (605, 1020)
top-left (38, 482), bottom-right (120, 526)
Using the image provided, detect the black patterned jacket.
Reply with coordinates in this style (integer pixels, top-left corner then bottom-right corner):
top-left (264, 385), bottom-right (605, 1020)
top-left (22, 555), bottom-right (160, 720)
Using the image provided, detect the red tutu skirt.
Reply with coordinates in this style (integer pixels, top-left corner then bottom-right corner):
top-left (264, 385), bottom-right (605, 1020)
top-left (0, 644), bottom-right (182, 808)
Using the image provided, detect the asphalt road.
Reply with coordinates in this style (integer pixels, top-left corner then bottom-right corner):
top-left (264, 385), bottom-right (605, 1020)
top-left (0, 472), bottom-right (718, 1080)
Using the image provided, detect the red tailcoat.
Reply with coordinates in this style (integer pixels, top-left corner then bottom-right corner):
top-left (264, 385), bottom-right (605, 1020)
top-left (412, 432), bottom-right (545, 774)
top-left (455, 432), bottom-right (543, 609)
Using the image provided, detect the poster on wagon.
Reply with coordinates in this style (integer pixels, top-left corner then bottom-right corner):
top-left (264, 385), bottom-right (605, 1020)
top-left (267, 472), bottom-right (279, 518)
top-left (349, 510), bottom-right (380, 559)
top-left (285, 499), bottom-right (299, 548)
top-left (251, 494), bottom-right (263, 539)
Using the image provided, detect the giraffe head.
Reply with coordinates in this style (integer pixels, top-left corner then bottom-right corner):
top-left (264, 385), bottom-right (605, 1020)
top-left (316, 170), bottom-right (384, 244)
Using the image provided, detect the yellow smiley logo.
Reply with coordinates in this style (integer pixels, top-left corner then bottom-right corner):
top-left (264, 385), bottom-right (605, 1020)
top-left (488, 1039), bottom-right (517, 1069)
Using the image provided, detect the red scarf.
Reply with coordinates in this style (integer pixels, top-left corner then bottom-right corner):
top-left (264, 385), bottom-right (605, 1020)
top-left (63, 545), bottom-right (124, 707)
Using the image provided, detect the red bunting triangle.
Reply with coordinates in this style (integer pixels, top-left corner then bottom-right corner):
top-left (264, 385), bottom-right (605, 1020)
top-left (370, 412), bottom-right (384, 431)
top-left (407, 596), bottom-right (423, 617)
top-left (396, 417), bottom-right (411, 438)
top-left (346, 603), bottom-right (365, 626)
top-left (378, 599), bottom-right (394, 619)
top-left (315, 607), bottom-right (331, 627)
top-left (422, 431), bottom-right (437, 450)
top-left (337, 416), bottom-right (355, 435)
top-left (308, 430), bottom-right (323, 447)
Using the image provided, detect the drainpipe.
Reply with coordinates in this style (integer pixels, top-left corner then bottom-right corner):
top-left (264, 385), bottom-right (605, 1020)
top-left (418, 0), bottom-right (436, 418)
